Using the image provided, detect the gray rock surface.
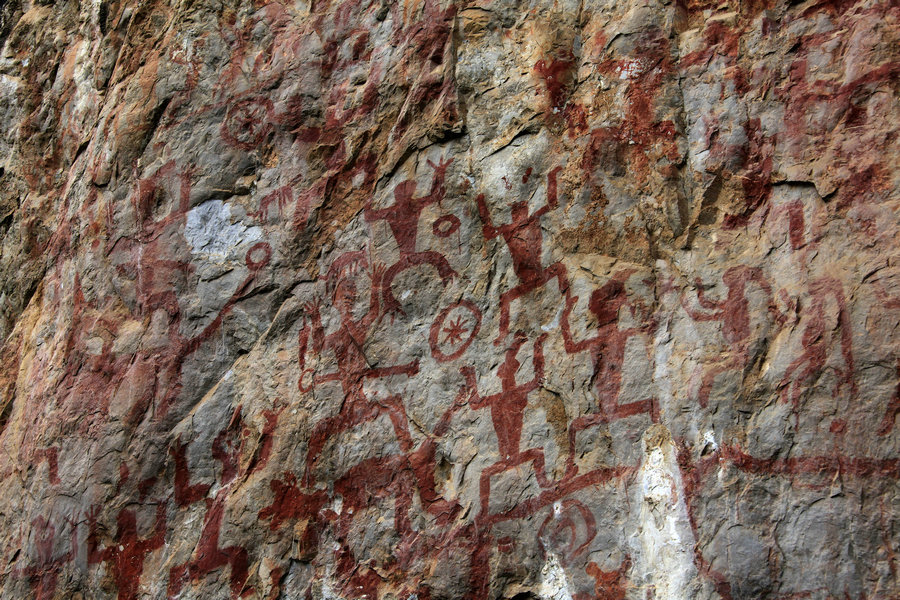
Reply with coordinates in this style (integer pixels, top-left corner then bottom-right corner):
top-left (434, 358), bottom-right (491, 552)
top-left (0, 0), bottom-right (898, 598)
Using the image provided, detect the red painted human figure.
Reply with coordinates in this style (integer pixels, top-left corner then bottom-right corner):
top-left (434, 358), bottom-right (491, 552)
top-left (364, 157), bottom-right (456, 316)
top-left (259, 388), bottom-right (468, 598)
top-left (298, 253), bottom-right (419, 486)
top-left (168, 412), bottom-right (255, 599)
top-left (560, 271), bottom-right (658, 475)
top-left (583, 555), bottom-right (631, 600)
top-left (109, 163), bottom-right (273, 419)
top-left (33, 447), bottom-right (60, 485)
top-left (167, 495), bottom-right (250, 599)
top-left (779, 277), bottom-right (856, 416)
top-left (87, 502), bottom-right (167, 600)
top-left (681, 266), bottom-right (783, 408)
top-left (475, 166), bottom-right (570, 345)
top-left (327, 417), bottom-right (466, 596)
top-left (461, 332), bottom-right (552, 518)
top-left (13, 516), bottom-right (76, 600)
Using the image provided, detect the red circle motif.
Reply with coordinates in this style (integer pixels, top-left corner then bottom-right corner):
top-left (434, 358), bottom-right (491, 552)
top-left (221, 97), bottom-right (275, 150)
top-left (433, 214), bottom-right (461, 238)
top-left (246, 242), bottom-right (272, 270)
top-left (429, 300), bottom-right (482, 363)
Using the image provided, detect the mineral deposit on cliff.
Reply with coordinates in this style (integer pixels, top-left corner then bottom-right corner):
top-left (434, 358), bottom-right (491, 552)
top-left (0, 0), bottom-right (898, 599)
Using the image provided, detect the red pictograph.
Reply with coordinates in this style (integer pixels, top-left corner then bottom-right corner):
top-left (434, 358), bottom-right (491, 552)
top-left (167, 406), bottom-right (279, 599)
top-left (561, 270), bottom-right (658, 474)
top-left (581, 30), bottom-right (680, 186)
top-left (261, 369), bottom-right (471, 598)
top-left (778, 277), bottom-right (856, 417)
top-left (433, 213), bottom-right (461, 238)
top-left (11, 516), bottom-right (77, 600)
top-left (167, 494), bottom-right (250, 599)
top-left (365, 157), bottom-right (457, 317)
top-left (250, 184), bottom-right (312, 229)
top-left (461, 333), bottom-right (553, 518)
top-left (538, 499), bottom-right (598, 565)
top-left (476, 166), bottom-right (570, 346)
top-left (220, 96), bottom-right (275, 150)
top-left (297, 252), bottom-right (419, 486)
top-left (167, 493), bottom-right (251, 599)
top-left (105, 162), bottom-right (275, 420)
top-left (681, 266), bottom-right (786, 408)
top-left (87, 502), bottom-right (167, 600)
top-left (429, 300), bottom-right (482, 362)
top-left (23, 6), bottom-right (898, 595)
top-left (583, 556), bottom-right (631, 600)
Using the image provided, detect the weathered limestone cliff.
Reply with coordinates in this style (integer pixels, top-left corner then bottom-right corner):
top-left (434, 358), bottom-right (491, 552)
top-left (0, 0), bottom-right (898, 598)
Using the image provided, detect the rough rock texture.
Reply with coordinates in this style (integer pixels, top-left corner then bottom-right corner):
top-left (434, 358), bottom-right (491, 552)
top-left (0, 0), bottom-right (898, 598)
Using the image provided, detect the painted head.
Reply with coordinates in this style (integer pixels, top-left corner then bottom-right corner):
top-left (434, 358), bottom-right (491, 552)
top-left (589, 279), bottom-right (627, 326)
top-left (510, 200), bottom-right (530, 222)
top-left (722, 266), bottom-right (753, 290)
top-left (333, 278), bottom-right (357, 315)
top-left (116, 509), bottom-right (138, 540)
top-left (325, 251), bottom-right (369, 317)
top-left (393, 179), bottom-right (419, 205)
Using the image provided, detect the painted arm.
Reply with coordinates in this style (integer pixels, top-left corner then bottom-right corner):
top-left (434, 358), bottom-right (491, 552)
top-left (460, 366), bottom-right (491, 410)
top-left (85, 505), bottom-right (108, 564)
top-left (302, 301), bottom-right (326, 353)
top-left (475, 194), bottom-right (499, 239)
top-left (525, 333), bottom-right (548, 391)
top-left (830, 284), bottom-right (857, 392)
top-left (681, 280), bottom-right (722, 321)
top-left (362, 263), bottom-right (386, 328)
top-left (364, 202), bottom-right (392, 224)
top-left (297, 326), bottom-right (310, 371)
top-left (425, 157), bottom-right (454, 206)
top-left (533, 165), bottom-right (563, 218)
top-left (560, 294), bottom-right (596, 353)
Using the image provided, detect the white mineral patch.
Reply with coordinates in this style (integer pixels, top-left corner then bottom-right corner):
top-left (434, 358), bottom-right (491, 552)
top-left (0, 75), bottom-right (21, 132)
top-left (702, 430), bottom-right (718, 452)
top-left (539, 552), bottom-right (574, 600)
top-left (70, 40), bottom-right (92, 109)
top-left (184, 200), bottom-right (262, 261)
top-left (634, 430), bottom-right (698, 600)
top-left (541, 302), bottom-right (564, 332)
top-left (0, 74), bottom-right (19, 100)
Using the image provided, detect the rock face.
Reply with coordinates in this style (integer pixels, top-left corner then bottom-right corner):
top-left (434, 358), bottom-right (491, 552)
top-left (0, 0), bottom-right (898, 598)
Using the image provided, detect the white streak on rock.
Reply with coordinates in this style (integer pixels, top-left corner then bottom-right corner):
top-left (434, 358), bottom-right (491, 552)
top-left (633, 425), bottom-right (698, 600)
top-left (539, 552), bottom-right (574, 600)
